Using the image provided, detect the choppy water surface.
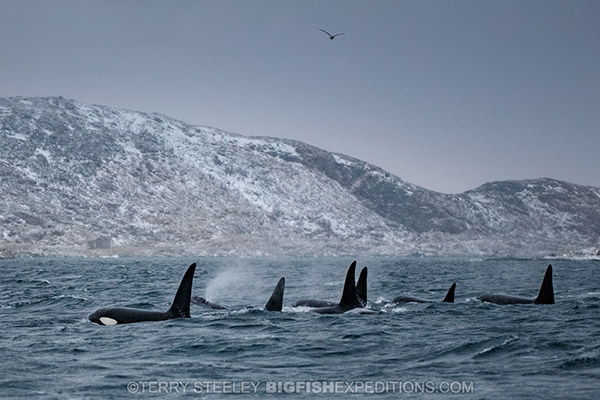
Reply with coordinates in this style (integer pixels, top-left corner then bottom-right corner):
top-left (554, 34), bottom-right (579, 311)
top-left (0, 257), bottom-right (598, 399)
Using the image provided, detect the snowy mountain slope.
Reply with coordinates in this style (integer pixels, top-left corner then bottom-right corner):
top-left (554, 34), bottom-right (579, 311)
top-left (1, 97), bottom-right (598, 257)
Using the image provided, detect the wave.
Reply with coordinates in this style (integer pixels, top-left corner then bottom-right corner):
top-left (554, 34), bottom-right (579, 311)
top-left (425, 335), bottom-right (521, 361)
top-left (473, 335), bottom-right (520, 358)
top-left (559, 356), bottom-right (600, 370)
top-left (11, 294), bottom-right (89, 309)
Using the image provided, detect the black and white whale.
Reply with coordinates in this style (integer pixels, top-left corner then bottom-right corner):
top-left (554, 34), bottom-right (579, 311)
top-left (89, 263), bottom-right (196, 326)
top-left (479, 264), bottom-right (554, 305)
top-left (392, 282), bottom-right (456, 304)
top-left (293, 299), bottom-right (337, 308)
top-left (356, 266), bottom-right (368, 306)
top-left (293, 265), bottom-right (368, 308)
top-left (191, 296), bottom-right (227, 310)
top-left (191, 277), bottom-right (285, 312)
top-left (312, 262), bottom-right (363, 314)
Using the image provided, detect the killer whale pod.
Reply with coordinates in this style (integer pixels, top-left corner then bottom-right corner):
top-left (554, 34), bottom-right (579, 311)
top-left (312, 261), bottom-right (363, 314)
top-left (89, 263), bottom-right (196, 326)
top-left (292, 264), bottom-right (368, 308)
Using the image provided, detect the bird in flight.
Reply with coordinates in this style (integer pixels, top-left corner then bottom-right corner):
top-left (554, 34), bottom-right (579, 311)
top-left (317, 27), bottom-right (346, 40)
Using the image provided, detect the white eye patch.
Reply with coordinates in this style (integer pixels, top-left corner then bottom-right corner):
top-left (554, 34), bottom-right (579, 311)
top-left (99, 317), bottom-right (118, 326)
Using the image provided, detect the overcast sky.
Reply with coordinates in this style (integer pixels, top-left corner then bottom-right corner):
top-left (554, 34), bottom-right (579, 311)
top-left (1, 0), bottom-right (598, 193)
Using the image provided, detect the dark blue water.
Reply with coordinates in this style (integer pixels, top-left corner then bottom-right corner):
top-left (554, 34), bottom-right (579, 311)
top-left (0, 257), bottom-right (598, 399)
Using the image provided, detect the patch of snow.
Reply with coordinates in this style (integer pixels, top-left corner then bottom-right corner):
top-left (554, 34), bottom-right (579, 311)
top-left (120, 141), bottom-right (142, 157)
top-left (368, 168), bottom-right (387, 179)
top-left (230, 136), bottom-right (299, 157)
top-left (332, 154), bottom-right (353, 166)
top-left (18, 166), bottom-right (38, 180)
top-left (35, 148), bottom-right (52, 163)
top-left (6, 133), bottom-right (28, 141)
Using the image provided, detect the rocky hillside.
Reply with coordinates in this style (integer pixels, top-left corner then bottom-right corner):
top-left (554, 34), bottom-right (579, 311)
top-left (1, 97), bottom-right (598, 257)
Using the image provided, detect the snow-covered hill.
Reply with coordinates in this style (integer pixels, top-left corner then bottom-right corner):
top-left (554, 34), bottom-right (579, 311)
top-left (1, 97), bottom-right (598, 257)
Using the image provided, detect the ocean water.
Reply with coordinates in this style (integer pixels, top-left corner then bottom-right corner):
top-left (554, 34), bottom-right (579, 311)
top-left (0, 256), bottom-right (598, 399)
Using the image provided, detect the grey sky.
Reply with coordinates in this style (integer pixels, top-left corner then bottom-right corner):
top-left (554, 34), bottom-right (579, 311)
top-left (1, 0), bottom-right (598, 193)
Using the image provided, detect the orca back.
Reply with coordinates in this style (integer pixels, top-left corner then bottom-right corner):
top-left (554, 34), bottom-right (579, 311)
top-left (392, 295), bottom-right (427, 304)
top-left (442, 283), bottom-right (456, 303)
top-left (292, 299), bottom-right (336, 308)
top-left (338, 261), bottom-right (361, 310)
top-left (356, 267), bottom-right (368, 306)
top-left (167, 263), bottom-right (196, 318)
top-left (534, 264), bottom-right (554, 304)
top-left (479, 294), bottom-right (534, 305)
top-left (191, 296), bottom-right (227, 310)
top-left (265, 277), bottom-right (285, 311)
top-left (311, 261), bottom-right (362, 314)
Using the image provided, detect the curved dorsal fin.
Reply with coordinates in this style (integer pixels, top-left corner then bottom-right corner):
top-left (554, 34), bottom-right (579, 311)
top-left (338, 261), bottom-right (360, 309)
top-left (265, 277), bottom-right (285, 311)
top-left (356, 266), bottom-right (368, 306)
top-left (442, 283), bottom-right (456, 303)
top-left (534, 265), bottom-right (554, 304)
top-left (167, 263), bottom-right (196, 318)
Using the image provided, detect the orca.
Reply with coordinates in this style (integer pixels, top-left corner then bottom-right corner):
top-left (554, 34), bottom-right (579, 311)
top-left (292, 266), bottom-right (367, 308)
top-left (392, 282), bottom-right (456, 304)
top-left (479, 264), bottom-right (554, 305)
top-left (356, 266), bottom-right (368, 306)
top-left (293, 299), bottom-right (337, 308)
top-left (191, 296), bottom-right (227, 310)
top-left (264, 277), bottom-right (285, 311)
top-left (88, 263), bottom-right (196, 325)
top-left (191, 277), bottom-right (285, 312)
top-left (312, 262), bottom-right (363, 314)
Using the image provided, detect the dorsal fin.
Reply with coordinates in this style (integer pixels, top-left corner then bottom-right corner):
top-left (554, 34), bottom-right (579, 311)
top-left (442, 283), bottom-right (456, 303)
top-left (167, 263), bottom-right (196, 318)
top-left (338, 261), bottom-right (359, 309)
top-left (265, 277), bottom-right (285, 311)
top-left (534, 265), bottom-right (554, 304)
top-left (356, 267), bottom-right (368, 306)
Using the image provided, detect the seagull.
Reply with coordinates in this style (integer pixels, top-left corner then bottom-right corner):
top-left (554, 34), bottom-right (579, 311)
top-left (317, 27), bottom-right (346, 40)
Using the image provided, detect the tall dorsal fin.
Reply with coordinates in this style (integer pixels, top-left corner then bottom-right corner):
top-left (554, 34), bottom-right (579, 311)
top-left (167, 263), bottom-right (196, 318)
top-left (442, 283), bottom-right (456, 303)
top-left (356, 267), bottom-right (368, 306)
top-left (338, 261), bottom-right (360, 309)
top-left (534, 265), bottom-right (554, 304)
top-left (265, 277), bottom-right (285, 311)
